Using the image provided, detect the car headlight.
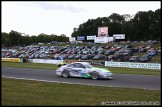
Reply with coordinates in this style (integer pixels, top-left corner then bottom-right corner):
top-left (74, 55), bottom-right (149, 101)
top-left (103, 72), bottom-right (112, 76)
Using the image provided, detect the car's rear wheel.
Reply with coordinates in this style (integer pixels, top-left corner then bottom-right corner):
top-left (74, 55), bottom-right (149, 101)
top-left (62, 70), bottom-right (69, 78)
top-left (90, 71), bottom-right (99, 80)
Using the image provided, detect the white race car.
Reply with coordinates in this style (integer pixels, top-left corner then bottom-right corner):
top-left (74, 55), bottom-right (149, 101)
top-left (56, 62), bottom-right (113, 80)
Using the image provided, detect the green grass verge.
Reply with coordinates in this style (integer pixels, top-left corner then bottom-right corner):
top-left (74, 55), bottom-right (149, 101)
top-left (2, 62), bottom-right (57, 70)
top-left (97, 66), bottom-right (160, 76)
top-left (2, 78), bottom-right (160, 106)
top-left (2, 62), bottom-right (160, 76)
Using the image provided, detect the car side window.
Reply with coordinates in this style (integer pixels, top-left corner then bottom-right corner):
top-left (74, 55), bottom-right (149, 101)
top-left (67, 64), bottom-right (75, 67)
top-left (74, 63), bottom-right (85, 68)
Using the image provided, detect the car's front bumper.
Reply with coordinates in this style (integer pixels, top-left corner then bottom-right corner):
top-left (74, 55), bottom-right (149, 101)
top-left (99, 74), bottom-right (113, 79)
top-left (56, 70), bottom-right (62, 76)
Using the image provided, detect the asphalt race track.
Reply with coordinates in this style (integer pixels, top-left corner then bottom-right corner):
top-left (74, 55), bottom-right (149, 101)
top-left (2, 67), bottom-right (160, 90)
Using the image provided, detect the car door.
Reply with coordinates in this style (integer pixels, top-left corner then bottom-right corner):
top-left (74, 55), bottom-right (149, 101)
top-left (68, 63), bottom-right (85, 77)
top-left (75, 63), bottom-right (89, 77)
top-left (65, 63), bottom-right (77, 76)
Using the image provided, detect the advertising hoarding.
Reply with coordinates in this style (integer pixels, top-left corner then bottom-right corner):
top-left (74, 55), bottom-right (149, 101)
top-left (105, 61), bottom-right (161, 70)
top-left (77, 36), bottom-right (85, 40)
top-left (98, 27), bottom-right (108, 37)
top-left (87, 35), bottom-right (96, 40)
top-left (2, 58), bottom-right (21, 62)
top-left (113, 34), bottom-right (125, 39)
top-left (94, 37), bottom-right (114, 43)
top-left (69, 37), bottom-right (76, 42)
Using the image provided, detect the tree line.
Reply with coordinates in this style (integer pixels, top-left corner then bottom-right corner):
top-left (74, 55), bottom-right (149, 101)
top-left (71, 8), bottom-right (160, 42)
top-left (2, 31), bottom-right (69, 47)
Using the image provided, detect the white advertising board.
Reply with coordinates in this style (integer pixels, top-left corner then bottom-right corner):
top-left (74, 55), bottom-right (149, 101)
top-left (113, 34), bottom-right (125, 39)
top-left (30, 59), bottom-right (63, 65)
top-left (69, 37), bottom-right (76, 42)
top-left (87, 35), bottom-right (96, 40)
top-left (108, 37), bottom-right (114, 42)
top-left (105, 61), bottom-right (161, 70)
top-left (94, 37), bottom-right (114, 43)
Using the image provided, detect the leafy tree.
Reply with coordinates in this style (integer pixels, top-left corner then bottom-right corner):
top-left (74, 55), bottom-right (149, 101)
top-left (2, 32), bottom-right (12, 47)
top-left (30, 35), bottom-right (38, 44)
top-left (9, 30), bottom-right (22, 46)
top-left (71, 8), bottom-right (160, 41)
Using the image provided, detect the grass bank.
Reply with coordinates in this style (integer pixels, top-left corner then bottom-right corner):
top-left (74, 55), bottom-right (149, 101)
top-left (2, 78), bottom-right (160, 106)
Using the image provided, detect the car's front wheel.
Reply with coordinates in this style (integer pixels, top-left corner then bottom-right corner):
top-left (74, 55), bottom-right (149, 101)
top-left (62, 70), bottom-right (69, 78)
top-left (90, 71), bottom-right (99, 80)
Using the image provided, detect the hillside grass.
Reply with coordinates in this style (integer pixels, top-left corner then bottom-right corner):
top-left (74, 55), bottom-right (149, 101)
top-left (2, 78), bottom-right (160, 106)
